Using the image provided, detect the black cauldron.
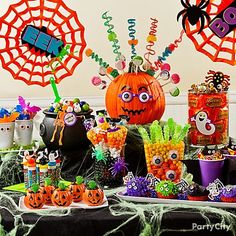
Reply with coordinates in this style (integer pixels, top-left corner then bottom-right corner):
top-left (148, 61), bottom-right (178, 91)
top-left (40, 109), bottom-right (93, 151)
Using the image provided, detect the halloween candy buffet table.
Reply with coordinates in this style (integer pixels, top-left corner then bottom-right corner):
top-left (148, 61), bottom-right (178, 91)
top-left (0, 126), bottom-right (236, 236)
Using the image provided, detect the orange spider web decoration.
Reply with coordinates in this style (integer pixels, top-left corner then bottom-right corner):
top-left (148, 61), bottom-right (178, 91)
top-left (0, 0), bottom-right (86, 87)
top-left (184, 0), bottom-right (236, 65)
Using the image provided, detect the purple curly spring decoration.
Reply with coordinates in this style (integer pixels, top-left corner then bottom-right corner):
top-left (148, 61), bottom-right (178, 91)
top-left (109, 158), bottom-right (128, 177)
top-left (126, 177), bottom-right (150, 197)
top-left (222, 186), bottom-right (236, 198)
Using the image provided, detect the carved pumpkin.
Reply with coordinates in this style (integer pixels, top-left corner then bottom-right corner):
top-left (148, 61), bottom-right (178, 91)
top-left (51, 182), bottom-right (72, 207)
top-left (105, 71), bottom-right (165, 124)
top-left (40, 177), bottom-right (55, 204)
top-left (24, 183), bottom-right (45, 209)
top-left (69, 176), bottom-right (85, 202)
top-left (83, 180), bottom-right (104, 206)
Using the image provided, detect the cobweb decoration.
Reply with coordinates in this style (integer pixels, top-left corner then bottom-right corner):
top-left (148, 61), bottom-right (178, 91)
top-left (184, 0), bottom-right (236, 65)
top-left (106, 199), bottom-right (236, 235)
top-left (0, 0), bottom-right (86, 87)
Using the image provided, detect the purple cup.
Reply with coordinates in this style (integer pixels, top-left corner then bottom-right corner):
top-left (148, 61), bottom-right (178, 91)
top-left (199, 159), bottom-right (225, 187)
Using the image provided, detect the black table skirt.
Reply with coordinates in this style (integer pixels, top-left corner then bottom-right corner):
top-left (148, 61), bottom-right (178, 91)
top-left (0, 192), bottom-right (235, 236)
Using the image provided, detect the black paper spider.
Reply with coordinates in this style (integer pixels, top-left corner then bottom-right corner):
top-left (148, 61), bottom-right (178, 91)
top-left (177, 0), bottom-right (210, 33)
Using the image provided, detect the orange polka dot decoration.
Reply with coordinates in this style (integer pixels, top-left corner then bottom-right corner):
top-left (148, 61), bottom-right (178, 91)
top-left (105, 71), bottom-right (165, 124)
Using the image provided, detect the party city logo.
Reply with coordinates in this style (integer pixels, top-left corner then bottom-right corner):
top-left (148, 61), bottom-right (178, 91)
top-left (192, 223), bottom-right (231, 232)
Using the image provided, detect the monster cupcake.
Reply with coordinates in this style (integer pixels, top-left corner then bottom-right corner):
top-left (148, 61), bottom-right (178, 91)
top-left (155, 180), bottom-right (179, 199)
top-left (221, 185), bottom-right (236, 203)
top-left (187, 183), bottom-right (209, 201)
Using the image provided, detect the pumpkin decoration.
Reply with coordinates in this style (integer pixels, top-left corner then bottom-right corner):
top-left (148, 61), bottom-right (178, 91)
top-left (68, 176), bottom-right (85, 202)
top-left (40, 177), bottom-right (55, 204)
top-left (83, 180), bottom-right (104, 206)
top-left (24, 183), bottom-right (45, 209)
top-left (51, 181), bottom-right (72, 207)
top-left (105, 65), bottom-right (165, 124)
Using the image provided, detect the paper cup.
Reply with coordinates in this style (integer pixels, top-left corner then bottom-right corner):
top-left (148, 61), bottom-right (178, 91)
top-left (199, 159), bottom-right (224, 187)
top-left (15, 120), bottom-right (33, 146)
top-left (0, 122), bottom-right (15, 149)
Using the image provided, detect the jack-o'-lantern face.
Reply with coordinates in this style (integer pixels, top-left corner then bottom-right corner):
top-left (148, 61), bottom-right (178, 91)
top-left (105, 72), bottom-right (165, 124)
top-left (69, 183), bottom-right (85, 202)
top-left (24, 190), bottom-right (45, 209)
top-left (83, 189), bottom-right (104, 206)
top-left (40, 185), bottom-right (55, 204)
top-left (51, 190), bottom-right (72, 207)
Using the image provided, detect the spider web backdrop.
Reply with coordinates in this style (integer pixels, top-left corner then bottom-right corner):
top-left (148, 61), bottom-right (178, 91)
top-left (184, 0), bottom-right (236, 65)
top-left (0, 0), bottom-right (86, 87)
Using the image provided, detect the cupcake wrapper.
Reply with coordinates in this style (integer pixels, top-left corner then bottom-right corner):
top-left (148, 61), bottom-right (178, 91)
top-left (187, 195), bottom-right (208, 201)
top-left (221, 196), bottom-right (236, 203)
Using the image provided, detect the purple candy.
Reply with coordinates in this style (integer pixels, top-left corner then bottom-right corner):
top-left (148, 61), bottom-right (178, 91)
top-left (222, 186), bottom-right (236, 198)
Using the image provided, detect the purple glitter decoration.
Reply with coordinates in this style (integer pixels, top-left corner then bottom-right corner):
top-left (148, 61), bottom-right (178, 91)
top-left (109, 158), bottom-right (128, 177)
top-left (126, 177), bottom-right (150, 197)
top-left (221, 186), bottom-right (236, 198)
top-left (178, 191), bottom-right (188, 200)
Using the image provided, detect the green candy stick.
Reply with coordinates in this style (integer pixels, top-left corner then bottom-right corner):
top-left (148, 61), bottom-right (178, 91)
top-left (155, 124), bottom-right (164, 143)
top-left (163, 124), bottom-right (170, 143)
top-left (172, 124), bottom-right (182, 144)
top-left (50, 77), bottom-right (61, 103)
top-left (138, 127), bottom-right (151, 144)
top-left (150, 120), bottom-right (159, 143)
top-left (176, 124), bottom-right (191, 143)
top-left (167, 118), bottom-right (176, 138)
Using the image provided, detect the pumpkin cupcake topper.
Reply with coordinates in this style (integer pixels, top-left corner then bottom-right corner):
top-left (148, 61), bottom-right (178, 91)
top-left (51, 181), bottom-right (73, 207)
top-left (24, 183), bottom-right (45, 209)
top-left (69, 176), bottom-right (85, 202)
top-left (83, 180), bottom-right (104, 206)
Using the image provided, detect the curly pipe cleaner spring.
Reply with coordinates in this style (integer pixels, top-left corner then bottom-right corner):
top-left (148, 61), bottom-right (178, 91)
top-left (102, 11), bottom-right (122, 61)
top-left (85, 48), bottom-right (110, 68)
top-left (144, 18), bottom-right (158, 66)
top-left (127, 18), bottom-right (138, 59)
top-left (153, 30), bottom-right (185, 71)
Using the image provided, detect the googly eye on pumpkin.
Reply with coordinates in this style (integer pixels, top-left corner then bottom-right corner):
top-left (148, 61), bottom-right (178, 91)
top-left (121, 91), bottom-right (133, 102)
top-left (166, 170), bottom-right (177, 181)
top-left (139, 92), bottom-right (152, 103)
top-left (169, 150), bottom-right (179, 160)
top-left (152, 156), bottom-right (163, 166)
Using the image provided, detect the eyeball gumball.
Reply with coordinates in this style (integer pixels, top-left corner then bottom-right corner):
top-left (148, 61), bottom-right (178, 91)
top-left (73, 102), bottom-right (81, 113)
top-left (66, 106), bottom-right (73, 113)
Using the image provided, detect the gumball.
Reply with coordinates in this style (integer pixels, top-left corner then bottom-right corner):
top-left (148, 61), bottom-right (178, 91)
top-left (73, 102), bottom-right (81, 113)
top-left (91, 76), bottom-right (102, 86)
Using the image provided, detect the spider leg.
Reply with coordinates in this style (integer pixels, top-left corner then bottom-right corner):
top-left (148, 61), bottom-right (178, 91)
top-left (177, 9), bottom-right (187, 21)
top-left (200, 0), bottom-right (210, 9)
top-left (202, 10), bottom-right (211, 22)
top-left (208, 70), bottom-right (215, 74)
top-left (181, 0), bottom-right (190, 9)
top-left (181, 14), bottom-right (188, 32)
top-left (198, 15), bottom-right (206, 33)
